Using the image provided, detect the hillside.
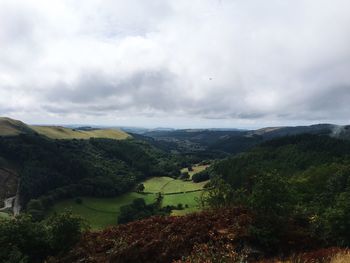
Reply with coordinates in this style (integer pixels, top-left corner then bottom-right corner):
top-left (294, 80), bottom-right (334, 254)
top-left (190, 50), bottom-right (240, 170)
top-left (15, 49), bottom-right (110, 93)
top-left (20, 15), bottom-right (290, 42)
top-left (209, 134), bottom-right (350, 249)
top-left (49, 207), bottom-right (350, 263)
top-left (142, 124), bottom-right (338, 157)
top-left (0, 117), bottom-right (34, 136)
top-left (0, 134), bottom-right (182, 217)
top-left (52, 208), bottom-right (253, 263)
top-left (31, 125), bottom-right (130, 140)
top-left (0, 117), bottom-right (130, 140)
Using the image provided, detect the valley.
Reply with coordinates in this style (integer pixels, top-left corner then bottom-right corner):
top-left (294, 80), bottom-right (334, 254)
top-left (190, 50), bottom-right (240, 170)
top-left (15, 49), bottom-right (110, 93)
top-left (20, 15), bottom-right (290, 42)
top-left (49, 164), bottom-right (209, 229)
top-left (2, 117), bottom-right (350, 262)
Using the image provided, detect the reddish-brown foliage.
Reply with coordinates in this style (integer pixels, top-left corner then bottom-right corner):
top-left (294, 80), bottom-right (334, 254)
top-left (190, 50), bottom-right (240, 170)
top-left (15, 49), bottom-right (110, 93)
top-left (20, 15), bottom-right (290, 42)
top-left (51, 208), bottom-right (252, 263)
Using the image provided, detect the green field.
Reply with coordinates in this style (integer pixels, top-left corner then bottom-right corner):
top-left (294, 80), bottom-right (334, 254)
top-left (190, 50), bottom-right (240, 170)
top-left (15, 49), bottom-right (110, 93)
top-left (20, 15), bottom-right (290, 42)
top-left (143, 176), bottom-right (207, 193)
top-left (49, 164), bottom-right (209, 229)
top-left (31, 126), bottom-right (131, 140)
top-left (49, 193), bottom-right (155, 229)
top-left (49, 190), bottom-right (203, 229)
top-left (181, 164), bottom-right (209, 178)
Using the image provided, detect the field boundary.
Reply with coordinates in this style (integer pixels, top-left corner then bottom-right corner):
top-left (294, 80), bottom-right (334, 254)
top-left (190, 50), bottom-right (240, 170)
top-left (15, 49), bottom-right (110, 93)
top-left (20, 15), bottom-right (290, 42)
top-left (136, 186), bottom-right (212, 195)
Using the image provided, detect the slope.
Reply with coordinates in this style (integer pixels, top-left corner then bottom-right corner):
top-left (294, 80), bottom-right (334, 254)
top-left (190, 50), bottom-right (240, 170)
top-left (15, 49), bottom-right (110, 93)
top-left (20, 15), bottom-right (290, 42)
top-left (0, 117), bottom-right (34, 136)
top-left (31, 125), bottom-right (131, 140)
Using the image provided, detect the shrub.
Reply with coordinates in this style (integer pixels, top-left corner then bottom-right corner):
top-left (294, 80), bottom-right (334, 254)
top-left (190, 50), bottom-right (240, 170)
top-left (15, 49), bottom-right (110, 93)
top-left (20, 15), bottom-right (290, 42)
top-left (47, 211), bottom-right (88, 252)
top-left (192, 170), bottom-right (210, 183)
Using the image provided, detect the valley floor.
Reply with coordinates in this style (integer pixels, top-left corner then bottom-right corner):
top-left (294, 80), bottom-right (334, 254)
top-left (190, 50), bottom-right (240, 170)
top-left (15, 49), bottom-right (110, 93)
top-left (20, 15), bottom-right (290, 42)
top-left (49, 164), bottom-right (209, 229)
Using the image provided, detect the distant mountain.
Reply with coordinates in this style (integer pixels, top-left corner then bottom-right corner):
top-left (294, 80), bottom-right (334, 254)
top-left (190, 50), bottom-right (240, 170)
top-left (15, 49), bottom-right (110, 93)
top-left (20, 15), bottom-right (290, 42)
top-left (142, 124), bottom-right (344, 156)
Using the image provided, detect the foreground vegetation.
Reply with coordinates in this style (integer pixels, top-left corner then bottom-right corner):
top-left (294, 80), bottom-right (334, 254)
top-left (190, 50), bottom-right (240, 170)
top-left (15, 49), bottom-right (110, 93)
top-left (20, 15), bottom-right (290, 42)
top-left (0, 211), bottom-right (86, 263)
top-left (209, 134), bottom-right (350, 249)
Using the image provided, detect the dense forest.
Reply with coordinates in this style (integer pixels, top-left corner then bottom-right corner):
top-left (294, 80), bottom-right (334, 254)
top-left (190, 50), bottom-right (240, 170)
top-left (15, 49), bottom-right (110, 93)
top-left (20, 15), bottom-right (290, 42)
top-left (208, 134), bottom-right (350, 249)
top-left (0, 134), bottom-right (184, 218)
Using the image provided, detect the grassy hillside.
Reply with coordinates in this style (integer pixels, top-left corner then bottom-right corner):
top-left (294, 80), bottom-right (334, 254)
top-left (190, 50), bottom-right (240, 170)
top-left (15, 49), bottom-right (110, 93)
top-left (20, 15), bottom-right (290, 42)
top-left (0, 117), bottom-right (34, 136)
top-left (0, 117), bottom-right (131, 140)
top-left (31, 125), bottom-right (130, 140)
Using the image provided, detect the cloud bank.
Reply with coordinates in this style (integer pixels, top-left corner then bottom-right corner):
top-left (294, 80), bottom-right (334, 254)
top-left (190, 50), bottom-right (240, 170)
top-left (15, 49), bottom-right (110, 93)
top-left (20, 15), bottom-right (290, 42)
top-left (0, 0), bottom-right (350, 127)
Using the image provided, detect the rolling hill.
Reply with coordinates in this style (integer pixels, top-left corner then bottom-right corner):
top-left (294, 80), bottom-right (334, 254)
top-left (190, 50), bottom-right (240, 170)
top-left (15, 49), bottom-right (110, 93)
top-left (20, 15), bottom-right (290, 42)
top-left (0, 117), bottom-right (131, 140)
top-left (31, 125), bottom-right (130, 140)
top-left (0, 117), bottom-right (34, 136)
top-left (142, 124), bottom-right (341, 157)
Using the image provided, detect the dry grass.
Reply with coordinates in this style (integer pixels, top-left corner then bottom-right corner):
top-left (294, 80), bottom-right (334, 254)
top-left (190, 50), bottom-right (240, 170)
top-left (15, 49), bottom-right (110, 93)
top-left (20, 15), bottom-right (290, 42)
top-left (31, 126), bottom-right (131, 140)
top-left (0, 117), bottom-right (32, 136)
top-left (330, 251), bottom-right (350, 263)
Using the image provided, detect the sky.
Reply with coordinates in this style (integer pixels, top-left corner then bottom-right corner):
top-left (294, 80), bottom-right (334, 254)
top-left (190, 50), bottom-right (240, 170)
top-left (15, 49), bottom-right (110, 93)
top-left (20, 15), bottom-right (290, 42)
top-left (0, 0), bottom-right (350, 129)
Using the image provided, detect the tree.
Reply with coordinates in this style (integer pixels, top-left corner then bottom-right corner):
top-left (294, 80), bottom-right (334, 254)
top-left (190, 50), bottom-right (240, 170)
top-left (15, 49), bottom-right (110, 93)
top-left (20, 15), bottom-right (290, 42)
top-left (179, 172), bottom-right (190, 180)
top-left (27, 199), bottom-right (45, 221)
top-left (248, 172), bottom-right (295, 250)
top-left (136, 183), bottom-right (145, 193)
top-left (47, 211), bottom-right (88, 252)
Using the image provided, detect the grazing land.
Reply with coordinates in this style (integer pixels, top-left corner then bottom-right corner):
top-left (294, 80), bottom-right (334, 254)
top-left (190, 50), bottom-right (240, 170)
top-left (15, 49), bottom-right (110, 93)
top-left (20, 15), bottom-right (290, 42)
top-left (180, 164), bottom-right (210, 178)
top-left (50, 165), bottom-right (209, 229)
top-left (143, 176), bottom-right (207, 193)
top-left (50, 190), bottom-right (204, 229)
top-left (31, 125), bottom-right (131, 140)
top-left (0, 117), bottom-right (34, 136)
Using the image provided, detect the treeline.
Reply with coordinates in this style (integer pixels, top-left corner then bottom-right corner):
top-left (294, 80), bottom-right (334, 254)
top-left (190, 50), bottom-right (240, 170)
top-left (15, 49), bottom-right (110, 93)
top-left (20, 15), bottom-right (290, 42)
top-left (208, 134), bottom-right (350, 251)
top-left (0, 134), bottom-right (185, 215)
top-left (0, 211), bottom-right (86, 263)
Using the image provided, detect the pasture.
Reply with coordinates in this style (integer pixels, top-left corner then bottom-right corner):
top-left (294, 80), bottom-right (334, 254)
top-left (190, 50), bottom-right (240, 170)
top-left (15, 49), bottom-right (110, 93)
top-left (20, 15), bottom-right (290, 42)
top-left (50, 190), bottom-right (203, 229)
top-left (50, 164), bottom-right (210, 229)
top-left (181, 164), bottom-right (210, 178)
top-left (31, 126), bottom-right (131, 140)
top-left (143, 176), bottom-right (207, 193)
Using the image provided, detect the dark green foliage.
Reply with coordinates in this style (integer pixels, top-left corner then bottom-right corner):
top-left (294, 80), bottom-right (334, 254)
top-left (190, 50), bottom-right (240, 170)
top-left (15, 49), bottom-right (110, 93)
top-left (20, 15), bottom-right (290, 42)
top-left (248, 172), bottom-right (295, 250)
top-left (118, 196), bottom-right (170, 224)
top-left (26, 199), bottom-right (45, 221)
top-left (0, 134), bottom-right (181, 211)
top-left (210, 134), bottom-right (350, 249)
top-left (192, 170), bottom-right (210, 182)
top-left (47, 211), bottom-right (88, 252)
top-left (0, 211), bottom-right (85, 263)
top-left (321, 192), bottom-right (350, 246)
top-left (135, 183), bottom-right (145, 192)
top-left (179, 171), bottom-right (190, 180)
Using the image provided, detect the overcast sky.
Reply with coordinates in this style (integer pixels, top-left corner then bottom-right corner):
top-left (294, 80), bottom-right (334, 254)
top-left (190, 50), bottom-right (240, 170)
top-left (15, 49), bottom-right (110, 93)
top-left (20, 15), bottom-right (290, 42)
top-left (0, 0), bottom-right (350, 128)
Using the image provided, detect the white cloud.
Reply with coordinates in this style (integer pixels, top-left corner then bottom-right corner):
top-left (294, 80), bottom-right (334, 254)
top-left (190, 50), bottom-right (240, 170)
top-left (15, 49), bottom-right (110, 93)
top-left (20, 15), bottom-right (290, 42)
top-left (0, 0), bottom-right (350, 127)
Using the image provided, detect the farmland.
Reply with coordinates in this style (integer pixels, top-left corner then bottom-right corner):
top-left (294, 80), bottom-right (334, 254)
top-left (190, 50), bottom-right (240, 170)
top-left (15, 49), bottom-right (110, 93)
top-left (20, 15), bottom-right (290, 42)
top-left (50, 165), bottom-right (209, 229)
